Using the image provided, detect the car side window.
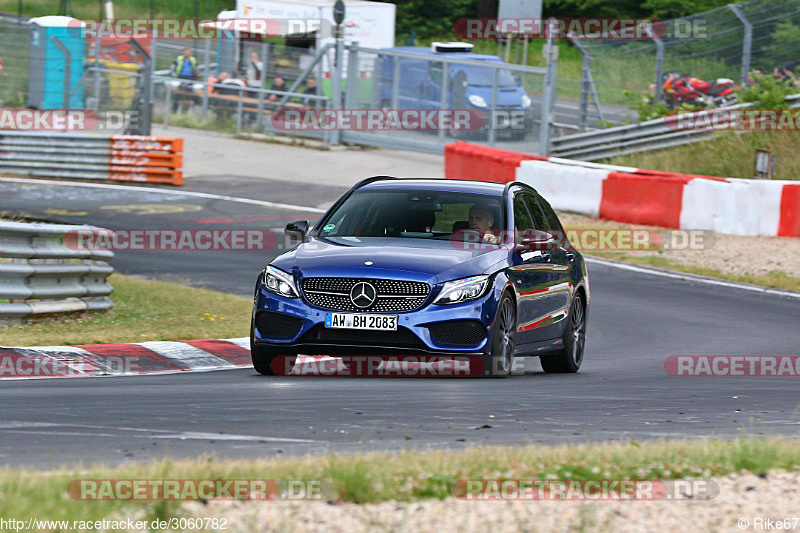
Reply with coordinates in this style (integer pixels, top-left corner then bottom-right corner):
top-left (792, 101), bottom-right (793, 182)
top-left (535, 197), bottom-right (566, 236)
top-left (513, 194), bottom-right (534, 231)
top-left (522, 194), bottom-right (549, 231)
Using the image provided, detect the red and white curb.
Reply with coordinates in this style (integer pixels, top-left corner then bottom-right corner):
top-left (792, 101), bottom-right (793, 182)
top-left (0, 338), bottom-right (370, 380)
top-left (0, 338), bottom-right (253, 379)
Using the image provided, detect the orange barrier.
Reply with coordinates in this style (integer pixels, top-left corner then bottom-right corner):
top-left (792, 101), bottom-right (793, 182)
top-left (107, 135), bottom-right (183, 186)
top-left (445, 142), bottom-right (545, 183)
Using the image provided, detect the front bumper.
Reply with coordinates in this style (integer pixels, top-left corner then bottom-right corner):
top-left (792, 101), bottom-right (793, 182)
top-left (252, 283), bottom-right (502, 356)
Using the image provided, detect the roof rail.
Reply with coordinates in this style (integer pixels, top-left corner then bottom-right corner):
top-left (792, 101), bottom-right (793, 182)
top-left (504, 181), bottom-right (538, 195)
top-left (353, 175), bottom-right (397, 189)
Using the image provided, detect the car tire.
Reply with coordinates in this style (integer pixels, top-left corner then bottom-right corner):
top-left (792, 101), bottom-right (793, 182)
top-left (481, 293), bottom-right (517, 377)
top-left (250, 316), bottom-right (295, 376)
top-left (540, 293), bottom-right (586, 373)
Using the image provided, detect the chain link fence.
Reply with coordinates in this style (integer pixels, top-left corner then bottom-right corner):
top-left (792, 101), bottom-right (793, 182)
top-left (573, 0), bottom-right (800, 128)
top-left (2, 16), bottom-right (557, 154)
top-left (0, 15), bottom-right (32, 109)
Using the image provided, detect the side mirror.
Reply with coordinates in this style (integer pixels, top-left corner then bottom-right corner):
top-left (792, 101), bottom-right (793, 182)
top-left (285, 220), bottom-right (309, 241)
top-left (515, 229), bottom-right (557, 251)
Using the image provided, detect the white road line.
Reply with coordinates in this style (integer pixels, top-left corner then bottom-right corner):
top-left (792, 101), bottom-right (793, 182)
top-left (150, 431), bottom-right (316, 443)
top-left (585, 257), bottom-right (800, 300)
top-left (0, 176), bottom-right (327, 213)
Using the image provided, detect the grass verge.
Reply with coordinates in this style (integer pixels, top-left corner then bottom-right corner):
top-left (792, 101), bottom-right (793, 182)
top-left (0, 273), bottom-right (251, 346)
top-left (602, 130), bottom-right (800, 180)
top-left (587, 252), bottom-right (800, 293)
top-left (2, 438), bottom-right (800, 521)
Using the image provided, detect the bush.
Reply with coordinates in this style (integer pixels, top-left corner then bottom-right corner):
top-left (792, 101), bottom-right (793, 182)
top-left (739, 74), bottom-right (799, 109)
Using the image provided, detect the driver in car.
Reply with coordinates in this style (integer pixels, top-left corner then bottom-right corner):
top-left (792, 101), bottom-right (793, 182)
top-left (469, 203), bottom-right (499, 244)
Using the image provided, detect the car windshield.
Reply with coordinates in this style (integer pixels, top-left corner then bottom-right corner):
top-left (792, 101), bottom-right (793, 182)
top-left (318, 190), bottom-right (506, 241)
top-left (451, 63), bottom-right (519, 87)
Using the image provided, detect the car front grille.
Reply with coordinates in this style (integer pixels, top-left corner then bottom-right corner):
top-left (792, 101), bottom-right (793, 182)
top-left (301, 277), bottom-right (430, 312)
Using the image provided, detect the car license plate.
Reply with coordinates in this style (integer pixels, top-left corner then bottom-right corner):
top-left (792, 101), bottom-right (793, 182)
top-left (325, 313), bottom-right (398, 331)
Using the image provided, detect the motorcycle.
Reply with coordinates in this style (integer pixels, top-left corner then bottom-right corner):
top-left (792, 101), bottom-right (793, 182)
top-left (662, 73), bottom-right (739, 108)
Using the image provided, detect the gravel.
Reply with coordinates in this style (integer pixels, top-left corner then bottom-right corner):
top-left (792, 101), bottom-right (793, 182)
top-left (558, 213), bottom-right (800, 278)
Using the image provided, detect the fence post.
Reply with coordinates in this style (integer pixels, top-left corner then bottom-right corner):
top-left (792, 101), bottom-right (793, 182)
top-left (256, 42), bottom-right (269, 130)
top-left (92, 33), bottom-right (101, 111)
top-left (202, 38), bottom-right (211, 118)
top-left (128, 38), bottom-right (153, 135)
top-left (344, 42), bottom-right (359, 111)
top-left (488, 66), bottom-right (499, 146)
top-left (438, 58), bottom-right (450, 142)
top-left (330, 37), bottom-right (344, 145)
top-left (729, 4), bottom-right (752, 87)
top-left (236, 85), bottom-right (243, 136)
top-left (539, 20), bottom-right (558, 156)
top-left (164, 87), bottom-right (171, 127)
top-left (654, 35), bottom-right (665, 103)
top-left (571, 37), bottom-right (590, 131)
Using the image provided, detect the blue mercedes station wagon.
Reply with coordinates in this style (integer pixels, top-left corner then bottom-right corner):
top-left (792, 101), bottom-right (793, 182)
top-left (251, 177), bottom-right (589, 377)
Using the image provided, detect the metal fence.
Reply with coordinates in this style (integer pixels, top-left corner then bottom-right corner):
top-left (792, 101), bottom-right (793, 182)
top-left (0, 12), bottom-right (562, 155)
top-left (574, 0), bottom-right (800, 128)
top-left (0, 220), bottom-right (113, 324)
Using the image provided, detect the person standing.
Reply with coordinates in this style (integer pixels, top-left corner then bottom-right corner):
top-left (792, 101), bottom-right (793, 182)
top-left (171, 47), bottom-right (197, 80)
top-left (170, 47), bottom-right (198, 112)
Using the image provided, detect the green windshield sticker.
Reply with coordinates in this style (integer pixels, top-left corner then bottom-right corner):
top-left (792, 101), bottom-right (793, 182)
top-left (323, 224), bottom-right (335, 232)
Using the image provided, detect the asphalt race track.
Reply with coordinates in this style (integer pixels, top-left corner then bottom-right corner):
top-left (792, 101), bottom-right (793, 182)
top-left (1, 177), bottom-right (799, 468)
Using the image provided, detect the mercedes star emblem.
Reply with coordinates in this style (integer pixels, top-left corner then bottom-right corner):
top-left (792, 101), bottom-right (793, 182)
top-left (350, 281), bottom-right (377, 309)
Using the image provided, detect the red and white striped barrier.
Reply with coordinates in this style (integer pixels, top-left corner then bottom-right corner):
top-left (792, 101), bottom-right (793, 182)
top-left (445, 142), bottom-right (800, 237)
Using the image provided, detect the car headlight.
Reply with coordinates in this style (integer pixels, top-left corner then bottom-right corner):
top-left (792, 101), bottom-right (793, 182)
top-left (434, 275), bottom-right (491, 305)
top-left (468, 94), bottom-right (488, 108)
top-left (263, 265), bottom-right (300, 298)
top-left (522, 94), bottom-right (532, 108)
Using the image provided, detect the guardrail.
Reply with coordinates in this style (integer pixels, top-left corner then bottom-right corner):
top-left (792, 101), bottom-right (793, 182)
top-left (0, 220), bottom-right (114, 324)
top-left (0, 132), bottom-right (183, 185)
top-left (551, 93), bottom-right (800, 161)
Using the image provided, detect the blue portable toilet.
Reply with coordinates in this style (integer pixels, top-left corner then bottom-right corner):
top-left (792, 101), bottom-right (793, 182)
top-left (27, 16), bottom-right (86, 109)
